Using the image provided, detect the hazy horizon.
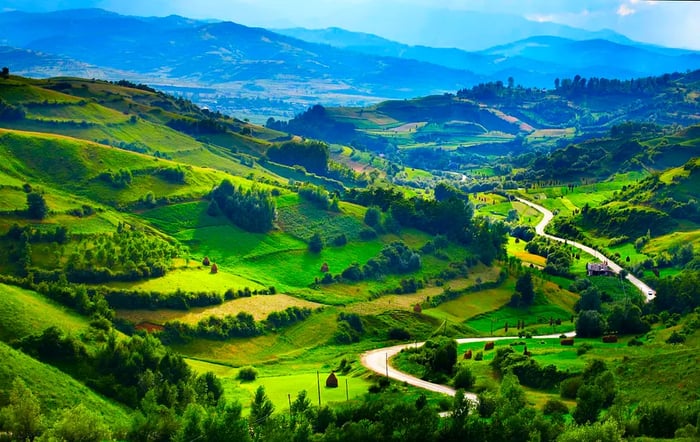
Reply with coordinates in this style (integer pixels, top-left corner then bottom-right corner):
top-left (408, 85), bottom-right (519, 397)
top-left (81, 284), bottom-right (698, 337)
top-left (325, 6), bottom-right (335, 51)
top-left (1, 0), bottom-right (699, 51)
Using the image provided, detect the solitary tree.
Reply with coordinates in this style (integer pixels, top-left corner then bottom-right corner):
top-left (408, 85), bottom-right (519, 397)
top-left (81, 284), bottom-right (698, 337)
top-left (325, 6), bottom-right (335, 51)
top-left (1, 67), bottom-right (9, 79)
top-left (26, 192), bottom-right (48, 219)
top-left (515, 272), bottom-right (535, 305)
top-left (308, 232), bottom-right (323, 253)
top-left (249, 386), bottom-right (274, 436)
top-left (364, 206), bottom-right (381, 227)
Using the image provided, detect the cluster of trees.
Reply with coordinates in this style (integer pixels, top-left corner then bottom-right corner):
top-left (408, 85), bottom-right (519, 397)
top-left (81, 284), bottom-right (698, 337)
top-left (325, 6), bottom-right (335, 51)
top-left (0, 97), bottom-right (26, 120)
top-left (5, 223), bottom-right (178, 284)
top-left (167, 117), bottom-right (227, 135)
top-left (98, 168), bottom-right (133, 188)
top-left (510, 272), bottom-right (535, 307)
top-left (161, 307), bottom-right (314, 343)
top-left (339, 241), bottom-right (421, 282)
top-left (156, 166), bottom-right (187, 184)
top-left (266, 139), bottom-right (330, 175)
top-left (579, 203), bottom-right (674, 239)
top-left (5, 224), bottom-right (68, 244)
top-left (297, 183), bottom-right (339, 211)
top-left (265, 104), bottom-right (356, 144)
top-left (333, 312), bottom-right (364, 344)
top-left (491, 346), bottom-right (568, 390)
top-left (209, 179), bottom-right (276, 232)
top-left (26, 191), bottom-right (49, 219)
top-left (554, 72), bottom-right (679, 97)
top-left (105, 285), bottom-right (273, 311)
top-left (346, 186), bottom-right (501, 251)
top-left (112, 79), bottom-right (158, 93)
top-left (569, 278), bottom-right (650, 338)
top-left (404, 337), bottom-right (458, 381)
top-left (456, 80), bottom-right (544, 100)
top-left (161, 313), bottom-right (261, 343)
top-left (59, 225), bottom-right (179, 283)
top-left (15, 326), bottom-right (223, 410)
top-left (653, 270), bottom-right (700, 314)
top-left (266, 306), bottom-right (314, 329)
top-left (524, 236), bottom-right (574, 276)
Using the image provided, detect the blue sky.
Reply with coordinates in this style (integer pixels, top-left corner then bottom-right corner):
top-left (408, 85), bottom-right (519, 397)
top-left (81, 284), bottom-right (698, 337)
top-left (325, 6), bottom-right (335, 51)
top-left (2, 0), bottom-right (698, 50)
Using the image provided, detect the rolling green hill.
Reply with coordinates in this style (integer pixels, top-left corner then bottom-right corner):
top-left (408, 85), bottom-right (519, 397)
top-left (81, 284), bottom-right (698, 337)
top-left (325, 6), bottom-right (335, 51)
top-left (0, 342), bottom-right (130, 426)
top-left (1, 72), bottom-right (699, 440)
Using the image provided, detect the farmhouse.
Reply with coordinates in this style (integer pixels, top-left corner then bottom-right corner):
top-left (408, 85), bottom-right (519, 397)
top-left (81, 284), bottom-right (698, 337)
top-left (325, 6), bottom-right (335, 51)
top-left (587, 262), bottom-right (612, 276)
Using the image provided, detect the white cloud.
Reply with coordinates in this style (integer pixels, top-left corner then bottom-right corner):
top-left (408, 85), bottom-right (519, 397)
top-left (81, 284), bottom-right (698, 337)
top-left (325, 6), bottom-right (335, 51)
top-left (617, 4), bottom-right (635, 16)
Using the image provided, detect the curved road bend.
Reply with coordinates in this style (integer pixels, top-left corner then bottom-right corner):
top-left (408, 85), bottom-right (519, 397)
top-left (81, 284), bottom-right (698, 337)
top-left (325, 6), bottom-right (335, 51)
top-left (361, 333), bottom-right (576, 400)
top-left (361, 196), bottom-right (656, 397)
top-left (515, 197), bottom-right (656, 303)
top-left (360, 197), bottom-right (656, 402)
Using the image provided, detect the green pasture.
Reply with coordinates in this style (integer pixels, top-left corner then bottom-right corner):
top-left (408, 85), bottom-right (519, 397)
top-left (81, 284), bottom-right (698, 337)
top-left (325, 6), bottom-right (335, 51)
top-left (0, 283), bottom-right (91, 341)
top-left (276, 198), bottom-right (368, 243)
top-left (139, 201), bottom-right (228, 234)
top-left (0, 187), bottom-right (29, 210)
top-left (464, 297), bottom-right (574, 337)
top-left (0, 80), bottom-right (84, 104)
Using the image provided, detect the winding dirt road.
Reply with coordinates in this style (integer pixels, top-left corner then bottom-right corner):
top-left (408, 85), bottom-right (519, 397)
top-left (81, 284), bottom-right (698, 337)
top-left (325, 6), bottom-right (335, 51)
top-left (361, 333), bottom-right (576, 399)
top-left (515, 197), bottom-right (655, 302)
top-left (361, 196), bottom-right (655, 397)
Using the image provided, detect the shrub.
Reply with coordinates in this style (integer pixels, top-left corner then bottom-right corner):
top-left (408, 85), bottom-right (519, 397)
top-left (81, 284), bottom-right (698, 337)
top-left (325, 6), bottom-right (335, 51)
top-left (577, 342), bottom-right (593, 355)
top-left (666, 331), bottom-right (686, 344)
top-left (359, 228), bottom-right (377, 240)
top-left (636, 402), bottom-right (682, 438)
top-left (543, 399), bottom-right (569, 415)
top-left (237, 366), bottom-right (258, 381)
top-left (484, 341), bottom-right (494, 351)
top-left (602, 335), bottom-right (618, 343)
top-left (560, 338), bottom-right (574, 346)
top-left (308, 232), bottom-right (324, 253)
top-left (560, 376), bottom-right (583, 399)
top-left (474, 351), bottom-right (483, 361)
top-left (388, 327), bottom-right (410, 341)
top-left (332, 234), bottom-right (347, 246)
top-left (453, 365), bottom-right (476, 389)
top-left (628, 338), bottom-right (644, 347)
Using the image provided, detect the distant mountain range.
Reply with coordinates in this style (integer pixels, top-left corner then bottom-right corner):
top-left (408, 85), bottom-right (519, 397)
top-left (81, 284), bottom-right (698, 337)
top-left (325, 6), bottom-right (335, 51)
top-left (1, 8), bottom-right (699, 119)
top-left (277, 28), bottom-right (700, 87)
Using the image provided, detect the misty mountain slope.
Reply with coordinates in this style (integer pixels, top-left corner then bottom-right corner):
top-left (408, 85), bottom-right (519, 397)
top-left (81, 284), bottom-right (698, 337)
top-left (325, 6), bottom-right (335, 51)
top-left (0, 9), bottom-right (479, 98)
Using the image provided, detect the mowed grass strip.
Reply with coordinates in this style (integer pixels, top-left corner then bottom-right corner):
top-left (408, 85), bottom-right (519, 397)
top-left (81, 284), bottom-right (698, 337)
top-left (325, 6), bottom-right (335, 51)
top-left (423, 278), bottom-right (515, 324)
top-left (0, 283), bottom-right (90, 341)
top-left (508, 238), bottom-right (546, 267)
top-left (225, 372), bottom-right (373, 416)
top-left (107, 267), bottom-right (266, 295)
top-left (116, 294), bottom-right (322, 324)
top-left (173, 310), bottom-right (339, 366)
